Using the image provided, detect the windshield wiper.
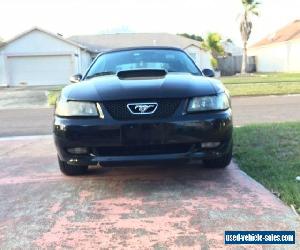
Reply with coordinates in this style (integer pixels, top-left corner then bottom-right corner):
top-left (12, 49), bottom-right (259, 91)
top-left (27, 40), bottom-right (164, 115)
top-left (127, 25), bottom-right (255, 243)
top-left (86, 71), bottom-right (115, 80)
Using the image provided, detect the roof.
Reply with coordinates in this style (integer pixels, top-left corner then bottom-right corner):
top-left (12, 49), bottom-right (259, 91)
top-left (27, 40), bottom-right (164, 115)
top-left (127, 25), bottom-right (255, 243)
top-left (0, 27), bottom-right (88, 50)
top-left (251, 20), bottom-right (300, 48)
top-left (68, 33), bottom-right (202, 52)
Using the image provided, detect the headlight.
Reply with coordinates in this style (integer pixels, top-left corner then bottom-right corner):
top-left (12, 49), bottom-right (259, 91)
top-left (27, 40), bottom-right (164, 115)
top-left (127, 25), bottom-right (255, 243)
top-left (187, 93), bottom-right (230, 112)
top-left (55, 101), bottom-right (99, 116)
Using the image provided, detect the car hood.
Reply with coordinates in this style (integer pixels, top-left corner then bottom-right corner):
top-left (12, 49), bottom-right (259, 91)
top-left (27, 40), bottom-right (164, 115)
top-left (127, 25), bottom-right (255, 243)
top-left (63, 73), bottom-right (224, 101)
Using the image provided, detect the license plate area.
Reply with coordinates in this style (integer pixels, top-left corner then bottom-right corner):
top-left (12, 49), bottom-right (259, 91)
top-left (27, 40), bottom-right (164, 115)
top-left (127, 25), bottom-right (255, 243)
top-left (121, 123), bottom-right (165, 145)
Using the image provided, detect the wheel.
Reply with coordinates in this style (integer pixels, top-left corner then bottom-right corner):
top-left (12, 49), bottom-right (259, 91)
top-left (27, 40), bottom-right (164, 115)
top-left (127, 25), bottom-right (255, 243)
top-left (58, 156), bottom-right (88, 176)
top-left (203, 146), bottom-right (232, 169)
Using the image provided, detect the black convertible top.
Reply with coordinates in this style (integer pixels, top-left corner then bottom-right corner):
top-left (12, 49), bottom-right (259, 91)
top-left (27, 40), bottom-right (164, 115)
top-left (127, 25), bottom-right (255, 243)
top-left (99, 46), bottom-right (185, 55)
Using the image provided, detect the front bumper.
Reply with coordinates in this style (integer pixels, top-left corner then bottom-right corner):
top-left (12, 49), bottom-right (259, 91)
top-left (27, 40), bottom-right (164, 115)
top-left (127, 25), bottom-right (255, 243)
top-left (54, 109), bottom-right (233, 166)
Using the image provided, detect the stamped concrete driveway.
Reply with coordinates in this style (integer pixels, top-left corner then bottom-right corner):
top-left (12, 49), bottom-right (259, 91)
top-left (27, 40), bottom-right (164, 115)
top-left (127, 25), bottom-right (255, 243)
top-left (0, 136), bottom-right (299, 249)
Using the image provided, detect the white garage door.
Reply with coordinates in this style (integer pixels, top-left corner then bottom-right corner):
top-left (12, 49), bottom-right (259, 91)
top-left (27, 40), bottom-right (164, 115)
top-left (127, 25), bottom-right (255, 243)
top-left (8, 55), bottom-right (73, 86)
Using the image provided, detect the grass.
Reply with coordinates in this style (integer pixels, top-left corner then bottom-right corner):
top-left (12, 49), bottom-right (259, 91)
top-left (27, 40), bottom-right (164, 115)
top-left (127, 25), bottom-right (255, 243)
top-left (47, 73), bottom-right (300, 105)
top-left (226, 82), bottom-right (300, 96)
top-left (221, 72), bottom-right (300, 84)
top-left (221, 72), bottom-right (300, 96)
top-left (234, 122), bottom-right (300, 213)
top-left (47, 90), bottom-right (61, 105)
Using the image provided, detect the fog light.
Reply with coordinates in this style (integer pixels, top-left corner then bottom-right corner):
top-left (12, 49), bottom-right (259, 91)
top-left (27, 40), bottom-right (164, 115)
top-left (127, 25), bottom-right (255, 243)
top-left (201, 142), bottom-right (221, 149)
top-left (67, 147), bottom-right (89, 154)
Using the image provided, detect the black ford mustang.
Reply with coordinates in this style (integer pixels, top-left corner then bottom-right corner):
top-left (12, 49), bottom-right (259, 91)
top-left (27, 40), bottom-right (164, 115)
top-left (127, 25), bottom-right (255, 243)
top-left (53, 47), bottom-right (233, 175)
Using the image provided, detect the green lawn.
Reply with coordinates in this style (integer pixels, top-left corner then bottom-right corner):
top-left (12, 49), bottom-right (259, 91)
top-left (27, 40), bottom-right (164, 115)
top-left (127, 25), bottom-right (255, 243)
top-left (221, 73), bottom-right (300, 96)
top-left (234, 122), bottom-right (300, 213)
top-left (226, 82), bottom-right (300, 96)
top-left (221, 72), bottom-right (300, 84)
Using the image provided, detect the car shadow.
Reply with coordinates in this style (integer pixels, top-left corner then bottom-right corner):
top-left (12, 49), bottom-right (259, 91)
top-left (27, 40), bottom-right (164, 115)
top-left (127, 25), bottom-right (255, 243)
top-left (84, 160), bottom-right (233, 183)
top-left (70, 161), bottom-right (235, 200)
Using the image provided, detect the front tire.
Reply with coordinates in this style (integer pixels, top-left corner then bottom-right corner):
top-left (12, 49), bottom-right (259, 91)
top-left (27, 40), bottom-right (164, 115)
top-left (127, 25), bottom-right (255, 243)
top-left (203, 147), bottom-right (232, 169)
top-left (58, 156), bottom-right (88, 176)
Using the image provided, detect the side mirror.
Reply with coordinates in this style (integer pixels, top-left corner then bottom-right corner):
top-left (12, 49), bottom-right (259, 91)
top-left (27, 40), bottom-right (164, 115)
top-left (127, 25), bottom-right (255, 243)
top-left (69, 74), bottom-right (82, 83)
top-left (202, 69), bottom-right (215, 78)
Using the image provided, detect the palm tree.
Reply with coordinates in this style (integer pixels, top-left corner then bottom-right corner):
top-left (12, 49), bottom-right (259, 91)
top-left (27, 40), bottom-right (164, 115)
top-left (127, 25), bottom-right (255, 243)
top-left (240, 0), bottom-right (260, 74)
top-left (201, 33), bottom-right (224, 70)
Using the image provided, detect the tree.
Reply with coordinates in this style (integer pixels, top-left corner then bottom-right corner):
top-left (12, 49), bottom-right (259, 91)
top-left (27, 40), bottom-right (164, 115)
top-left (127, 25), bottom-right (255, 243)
top-left (240, 0), bottom-right (260, 74)
top-left (178, 33), bottom-right (203, 42)
top-left (201, 33), bottom-right (224, 70)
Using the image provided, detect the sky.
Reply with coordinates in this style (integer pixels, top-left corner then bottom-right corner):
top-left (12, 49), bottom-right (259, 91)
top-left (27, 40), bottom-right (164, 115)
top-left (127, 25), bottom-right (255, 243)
top-left (0, 0), bottom-right (299, 46)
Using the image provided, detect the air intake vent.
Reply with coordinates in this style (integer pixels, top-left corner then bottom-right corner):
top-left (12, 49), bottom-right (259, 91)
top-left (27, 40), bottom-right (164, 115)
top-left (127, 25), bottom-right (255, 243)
top-left (117, 69), bottom-right (167, 79)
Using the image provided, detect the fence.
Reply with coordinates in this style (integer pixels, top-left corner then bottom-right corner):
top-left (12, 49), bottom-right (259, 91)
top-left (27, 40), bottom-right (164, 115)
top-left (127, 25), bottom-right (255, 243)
top-left (217, 56), bottom-right (256, 76)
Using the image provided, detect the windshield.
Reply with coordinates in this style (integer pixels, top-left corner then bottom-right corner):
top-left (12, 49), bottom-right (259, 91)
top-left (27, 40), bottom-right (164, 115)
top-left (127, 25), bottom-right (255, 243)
top-left (85, 49), bottom-right (202, 79)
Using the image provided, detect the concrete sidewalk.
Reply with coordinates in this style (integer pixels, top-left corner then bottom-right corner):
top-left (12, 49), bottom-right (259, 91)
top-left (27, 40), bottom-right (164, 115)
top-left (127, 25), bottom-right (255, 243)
top-left (0, 136), bottom-right (299, 249)
top-left (232, 95), bottom-right (300, 126)
top-left (0, 86), bottom-right (55, 109)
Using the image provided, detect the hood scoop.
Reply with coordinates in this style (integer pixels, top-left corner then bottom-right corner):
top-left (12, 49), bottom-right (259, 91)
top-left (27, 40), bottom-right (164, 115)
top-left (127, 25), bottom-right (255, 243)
top-left (117, 69), bottom-right (167, 80)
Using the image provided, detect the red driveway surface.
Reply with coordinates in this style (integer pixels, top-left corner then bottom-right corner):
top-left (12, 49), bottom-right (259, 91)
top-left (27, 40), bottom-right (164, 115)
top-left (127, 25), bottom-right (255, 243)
top-left (0, 136), bottom-right (299, 249)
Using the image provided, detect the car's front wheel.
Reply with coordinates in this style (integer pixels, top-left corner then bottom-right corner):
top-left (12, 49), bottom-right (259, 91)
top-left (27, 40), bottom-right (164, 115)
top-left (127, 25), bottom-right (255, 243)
top-left (58, 156), bottom-right (88, 175)
top-left (203, 147), bottom-right (232, 169)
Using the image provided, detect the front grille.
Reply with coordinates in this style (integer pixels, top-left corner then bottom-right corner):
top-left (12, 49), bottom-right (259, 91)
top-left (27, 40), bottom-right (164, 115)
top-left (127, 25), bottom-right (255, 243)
top-left (92, 144), bottom-right (192, 156)
top-left (103, 98), bottom-right (181, 120)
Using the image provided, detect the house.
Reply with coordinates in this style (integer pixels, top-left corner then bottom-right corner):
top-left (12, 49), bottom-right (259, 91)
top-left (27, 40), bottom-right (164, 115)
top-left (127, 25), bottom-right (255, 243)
top-left (248, 20), bottom-right (300, 72)
top-left (69, 33), bottom-right (212, 69)
top-left (0, 27), bottom-right (92, 86)
top-left (0, 28), bottom-right (212, 86)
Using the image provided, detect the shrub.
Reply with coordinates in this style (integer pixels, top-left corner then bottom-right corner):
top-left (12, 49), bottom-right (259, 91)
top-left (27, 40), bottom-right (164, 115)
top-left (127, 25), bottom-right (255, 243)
top-left (211, 58), bottom-right (218, 70)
